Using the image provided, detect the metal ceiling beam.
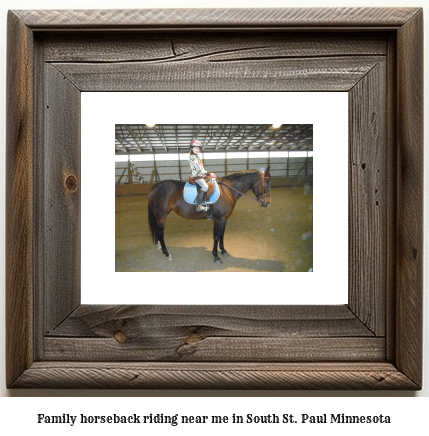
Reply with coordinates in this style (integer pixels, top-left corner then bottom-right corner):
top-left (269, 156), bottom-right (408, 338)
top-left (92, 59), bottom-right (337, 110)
top-left (115, 134), bottom-right (134, 153)
top-left (122, 125), bottom-right (143, 153)
top-left (115, 124), bottom-right (313, 154)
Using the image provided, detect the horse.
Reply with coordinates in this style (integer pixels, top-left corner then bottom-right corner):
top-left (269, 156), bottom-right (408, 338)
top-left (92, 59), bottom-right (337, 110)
top-left (148, 167), bottom-right (271, 264)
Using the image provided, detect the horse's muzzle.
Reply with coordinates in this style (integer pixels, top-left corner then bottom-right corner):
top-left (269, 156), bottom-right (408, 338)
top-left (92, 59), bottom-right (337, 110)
top-left (259, 199), bottom-right (270, 207)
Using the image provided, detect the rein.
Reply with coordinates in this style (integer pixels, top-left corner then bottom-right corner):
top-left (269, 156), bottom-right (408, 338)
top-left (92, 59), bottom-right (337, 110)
top-left (218, 173), bottom-right (269, 203)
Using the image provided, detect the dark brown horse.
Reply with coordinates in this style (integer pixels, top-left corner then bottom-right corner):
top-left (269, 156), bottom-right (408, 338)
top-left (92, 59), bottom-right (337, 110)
top-left (148, 168), bottom-right (271, 264)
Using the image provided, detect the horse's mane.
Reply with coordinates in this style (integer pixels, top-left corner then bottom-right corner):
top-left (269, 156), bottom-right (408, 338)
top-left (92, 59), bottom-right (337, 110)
top-left (219, 169), bottom-right (259, 183)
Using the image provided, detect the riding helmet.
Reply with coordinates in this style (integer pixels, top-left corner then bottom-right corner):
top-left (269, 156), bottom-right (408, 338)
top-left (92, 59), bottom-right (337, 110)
top-left (190, 139), bottom-right (202, 149)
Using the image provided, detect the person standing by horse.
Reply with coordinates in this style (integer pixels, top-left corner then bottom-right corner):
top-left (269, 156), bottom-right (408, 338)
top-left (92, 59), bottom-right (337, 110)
top-left (188, 139), bottom-right (217, 212)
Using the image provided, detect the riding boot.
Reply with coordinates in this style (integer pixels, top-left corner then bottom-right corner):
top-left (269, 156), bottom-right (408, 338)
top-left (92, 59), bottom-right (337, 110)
top-left (195, 187), bottom-right (209, 212)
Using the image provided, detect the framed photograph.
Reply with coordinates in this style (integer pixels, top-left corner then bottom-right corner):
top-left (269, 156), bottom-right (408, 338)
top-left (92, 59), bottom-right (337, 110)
top-left (83, 93), bottom-right (347, 306)
top-left (6, 7), bottom-right (423, 389)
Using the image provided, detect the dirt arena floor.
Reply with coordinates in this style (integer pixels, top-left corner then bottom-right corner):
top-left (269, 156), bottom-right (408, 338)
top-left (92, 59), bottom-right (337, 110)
top-left (115, 186), bottom-right (313, 272)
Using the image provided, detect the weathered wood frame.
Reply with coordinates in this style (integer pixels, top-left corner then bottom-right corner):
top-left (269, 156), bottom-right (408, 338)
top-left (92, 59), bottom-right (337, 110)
top-left (6, 8), bottom-right (423, 389)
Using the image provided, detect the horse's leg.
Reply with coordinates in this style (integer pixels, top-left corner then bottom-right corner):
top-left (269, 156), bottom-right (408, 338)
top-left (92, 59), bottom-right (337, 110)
top-left (219, 219), bottom-right (229, 256)
top-left (148, 201), bottom-right (172, 260)
top-left (212, 218), bottom-right (227, 264)
top-left (156, 217), bottom-right (173, 260)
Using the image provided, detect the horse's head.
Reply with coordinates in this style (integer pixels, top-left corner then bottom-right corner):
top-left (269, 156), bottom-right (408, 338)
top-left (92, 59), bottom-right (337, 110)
top-left (252, 167), bottom-right (271, 207)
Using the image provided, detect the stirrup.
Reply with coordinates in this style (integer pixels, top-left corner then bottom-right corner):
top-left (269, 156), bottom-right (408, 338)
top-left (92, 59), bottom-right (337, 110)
top-left (195, 188), bottom-right (208, 212)
top-left (196, 204), bottom-right (209, 212)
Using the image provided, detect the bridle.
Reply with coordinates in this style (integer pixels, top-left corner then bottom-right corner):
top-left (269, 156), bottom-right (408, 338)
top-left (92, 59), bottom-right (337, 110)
top-left (218, 172), bottom-right (271, 204)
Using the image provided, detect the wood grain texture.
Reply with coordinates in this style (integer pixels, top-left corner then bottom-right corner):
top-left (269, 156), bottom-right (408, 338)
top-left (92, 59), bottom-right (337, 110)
top-left (6, 7), bottom-right (423, 390)
top-left (395, 9), bottom-right (424, 388)
top-left (14, 8), bottom-right (420, 29)
top-left (5, 11), bottom-right (35, 388)
top-left (43, 64), bottom-right (81, 332)
top-left (47, 305), bottom-right (374, 338)
top-left (44, 337), bottom-right (385, 362)
top-left (384, 33), bottom-right (399, 364)
top-left (44, 33), bottom-right (387, 92)
top-left (11, 362), bottom-right (418, 390)
top-left (348, 62), bottom-right (387, 335)
top-left (44, 305), bottom-right (381, 362)
top-left (42, 33), bottom-right (388, 62)
top-left (52, 56), bottom-right (383, 92)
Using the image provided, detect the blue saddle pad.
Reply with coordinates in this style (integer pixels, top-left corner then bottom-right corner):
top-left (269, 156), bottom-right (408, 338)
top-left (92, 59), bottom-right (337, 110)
top-left (183, 180), bottom-right (220, 205)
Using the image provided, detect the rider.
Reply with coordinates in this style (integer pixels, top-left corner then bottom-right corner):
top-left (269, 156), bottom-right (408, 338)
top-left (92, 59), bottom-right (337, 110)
top-left (188, 139), bottom-right (217, 212)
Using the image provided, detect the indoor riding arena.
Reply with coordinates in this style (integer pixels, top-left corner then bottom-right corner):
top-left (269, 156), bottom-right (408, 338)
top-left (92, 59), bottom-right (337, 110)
top-left (115, 124), bottom-right (313, 273)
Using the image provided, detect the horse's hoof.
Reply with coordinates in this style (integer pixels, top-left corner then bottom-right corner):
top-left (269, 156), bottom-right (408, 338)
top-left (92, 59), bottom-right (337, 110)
top-left (221, 251), bottom-right (229, 257)
top-left (156, 242), bottom-right (162, 251)
top-left (167, 254), bottom-right (173, 261)
top-left (214, 258), bottom-right (222, 265)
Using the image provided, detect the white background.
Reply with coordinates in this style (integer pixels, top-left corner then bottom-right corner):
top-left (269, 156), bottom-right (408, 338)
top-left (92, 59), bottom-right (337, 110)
top-left (82, 92), bottom-right (348, 305)
top-left (0, 0), bottom-right (427, 420)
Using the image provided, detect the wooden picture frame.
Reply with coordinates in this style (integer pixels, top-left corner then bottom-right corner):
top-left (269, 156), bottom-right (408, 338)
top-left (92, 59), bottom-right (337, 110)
top-left (6, 8), bottom-right (423, 389)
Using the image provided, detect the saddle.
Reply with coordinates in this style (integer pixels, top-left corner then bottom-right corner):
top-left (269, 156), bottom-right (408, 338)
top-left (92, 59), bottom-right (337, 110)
top-left (188, 176), bottom-right (216, 201)
top-left (183, 177), bottom-right (220, 206)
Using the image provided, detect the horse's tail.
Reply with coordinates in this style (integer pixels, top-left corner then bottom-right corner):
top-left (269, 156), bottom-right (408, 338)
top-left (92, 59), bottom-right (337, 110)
top-left (148, 203), bottom-right (158, 245)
